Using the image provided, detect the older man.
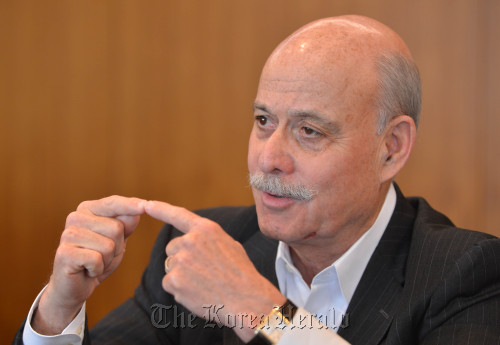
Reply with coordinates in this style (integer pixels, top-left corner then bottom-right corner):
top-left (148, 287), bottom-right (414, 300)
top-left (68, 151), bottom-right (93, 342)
top-left (15, 15), bottom-right (500, 345)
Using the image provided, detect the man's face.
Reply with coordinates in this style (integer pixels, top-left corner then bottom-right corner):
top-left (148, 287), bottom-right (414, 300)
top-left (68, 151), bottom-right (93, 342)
top-left (248, 57), bottom-right (387, 247)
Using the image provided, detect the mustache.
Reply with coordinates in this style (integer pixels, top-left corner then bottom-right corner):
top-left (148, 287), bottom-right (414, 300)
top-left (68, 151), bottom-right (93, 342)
top-left (248, 172), bottom-right (317, 201)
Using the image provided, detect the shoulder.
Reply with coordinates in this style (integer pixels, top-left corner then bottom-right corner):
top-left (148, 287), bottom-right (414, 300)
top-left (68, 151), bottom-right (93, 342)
top-left (407, 195), bottom-right (497, 257)
top-left (403, 195), bottom-right (499, 294)
top-left (381, 188), bottom-right (500, 344)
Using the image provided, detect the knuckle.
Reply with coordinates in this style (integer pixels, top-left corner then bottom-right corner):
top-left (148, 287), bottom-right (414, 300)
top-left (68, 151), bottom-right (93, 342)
top-left (87, 253), bottom-right (105, 275)
top-left (173, 252), bottom-right (187, 267)
top-left (103, 195), bottom-right (121, 207)
top-left (65, 211), bottom-right (80, 225)
top-left (101, 238), bottom-right (116, 257)
top-left (181, 234), bottom-right (197, 250)
top-left (60, 226), bottom-right (80, 243)
top-left (76, 200), bottom-right (91, 211)
top-left (166, 238), bottom-right (181, 255)
top-left (162, 274), bottom-right (173, 293)
top-left (107, 220), bottom-right (124, 240)
top-left (195, 217), bottom-right (211, 229)
top-left (54, 243), bottom-right (71, 262)
top-left (166, 271), bottom-right (182, 290)
top-left (197, 219), bottom-right (219, 235)
top-left (89, 250), bottom-right (105, 267)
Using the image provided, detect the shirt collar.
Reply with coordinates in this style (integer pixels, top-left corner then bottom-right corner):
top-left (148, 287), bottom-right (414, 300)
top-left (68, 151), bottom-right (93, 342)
top-left (275, 183), bottom-right (397, 305)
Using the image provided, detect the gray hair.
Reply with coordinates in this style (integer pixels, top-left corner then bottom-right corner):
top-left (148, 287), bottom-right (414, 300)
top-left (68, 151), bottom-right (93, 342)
top-left (375, 52), bottom-right (422, 134)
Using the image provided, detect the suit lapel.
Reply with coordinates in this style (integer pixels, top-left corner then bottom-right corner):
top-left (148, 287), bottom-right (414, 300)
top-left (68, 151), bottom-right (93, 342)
top-left (338, 186), bottom-right (415, 345)
top-left (244, 231), bottom-right (280, 286)
top-left (223, 221), bottom-right (279, 345)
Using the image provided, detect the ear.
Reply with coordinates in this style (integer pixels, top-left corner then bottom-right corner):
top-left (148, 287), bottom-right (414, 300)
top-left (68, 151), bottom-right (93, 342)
top-left (379, 115), bottom-right (417, 183)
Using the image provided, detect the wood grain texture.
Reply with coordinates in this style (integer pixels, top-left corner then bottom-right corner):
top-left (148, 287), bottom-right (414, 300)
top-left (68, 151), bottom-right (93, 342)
top-left (1, 0), bottom-right (498, 342)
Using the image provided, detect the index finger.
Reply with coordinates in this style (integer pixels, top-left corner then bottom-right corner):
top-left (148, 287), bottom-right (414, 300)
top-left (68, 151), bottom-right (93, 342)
top-left (77, 196), bottom-right (146, 217)
top-left (144, 200), bottom-right (202, 234)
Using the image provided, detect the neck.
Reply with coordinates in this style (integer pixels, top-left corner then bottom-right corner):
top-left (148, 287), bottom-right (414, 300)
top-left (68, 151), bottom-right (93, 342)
top-left (288, 183), bottom-right (392, 286)
top-left (289, 236), bottom-right (357, 286)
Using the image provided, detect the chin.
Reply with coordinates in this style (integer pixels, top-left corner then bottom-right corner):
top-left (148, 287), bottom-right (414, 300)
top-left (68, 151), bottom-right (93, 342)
top-left (258, 216), bottom-right (285, 240)
top-left (257, 217), bottom-right (305, 243)
top-left (255, 201), bottom-right (311, 241)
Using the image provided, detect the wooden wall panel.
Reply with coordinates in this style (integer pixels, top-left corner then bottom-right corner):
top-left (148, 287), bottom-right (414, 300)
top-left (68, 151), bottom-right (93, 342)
top-left (484, 0), bottom-right (500, 236)
top-left (1, 0), bottom-right (498, 342)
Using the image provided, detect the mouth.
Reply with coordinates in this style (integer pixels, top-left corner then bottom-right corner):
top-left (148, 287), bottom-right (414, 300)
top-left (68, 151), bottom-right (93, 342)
top-left (269, 193), bottom-right (285, 198)
top-left (261, 191), bottom-right (296, 209)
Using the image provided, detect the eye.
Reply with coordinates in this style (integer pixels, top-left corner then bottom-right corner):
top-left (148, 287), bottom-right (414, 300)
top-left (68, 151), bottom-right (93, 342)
top-left (255, 115), bottom-right (268, 126)
top-left (301, 126), bottom-right (322, 137)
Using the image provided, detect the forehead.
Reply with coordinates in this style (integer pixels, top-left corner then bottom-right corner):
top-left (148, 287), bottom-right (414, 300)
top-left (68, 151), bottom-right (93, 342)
top-left (258, 77), bottom-right (339, 94)
top-left (255, 75), bottom-right (356, 121)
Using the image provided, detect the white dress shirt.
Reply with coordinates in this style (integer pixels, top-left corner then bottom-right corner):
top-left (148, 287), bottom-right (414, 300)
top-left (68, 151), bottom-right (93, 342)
top-left (275, 184), bottom-right (396, 336)
top-left (23, 185), bottom-right (396, 344)
top-left (23, 285), bottom-right (86, 344)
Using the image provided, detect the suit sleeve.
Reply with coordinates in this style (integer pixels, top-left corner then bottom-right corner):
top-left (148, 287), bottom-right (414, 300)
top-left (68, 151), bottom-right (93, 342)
top-left (11, 224), bottom-right (181, 345)
top-left (88, 225), bottom-right (181, 344)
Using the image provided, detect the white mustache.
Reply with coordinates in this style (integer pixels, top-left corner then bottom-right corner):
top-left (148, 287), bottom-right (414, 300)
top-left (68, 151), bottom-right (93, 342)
top-left (248, 172), bottom-right (317, 201)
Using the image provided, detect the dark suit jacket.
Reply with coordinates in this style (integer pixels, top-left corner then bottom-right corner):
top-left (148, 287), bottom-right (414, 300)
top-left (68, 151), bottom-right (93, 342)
top-left (13, 187), bottom-right (500, 344)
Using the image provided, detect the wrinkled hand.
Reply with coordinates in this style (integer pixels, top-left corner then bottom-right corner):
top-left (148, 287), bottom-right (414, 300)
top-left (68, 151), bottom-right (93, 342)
top-left (33, 196), bottom-right (146, 335)
top-left (145, 201), bottom-right (286, 342)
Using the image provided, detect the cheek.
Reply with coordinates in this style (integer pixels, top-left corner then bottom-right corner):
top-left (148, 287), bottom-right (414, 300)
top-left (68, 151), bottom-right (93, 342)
top-left (247, 131), bottom-right (259, 171)
top-left (307, 150), bottom-right (374, 195)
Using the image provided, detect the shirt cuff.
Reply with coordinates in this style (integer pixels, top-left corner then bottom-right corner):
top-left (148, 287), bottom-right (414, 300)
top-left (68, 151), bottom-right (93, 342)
top-left (278, 307), bottom-right (351, 345)
top-left (22, 285), bottom-right (86, 345)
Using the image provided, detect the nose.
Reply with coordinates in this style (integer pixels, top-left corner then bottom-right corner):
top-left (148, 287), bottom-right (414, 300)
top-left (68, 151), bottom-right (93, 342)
top-left (257, 128), bottom-right (294, 175)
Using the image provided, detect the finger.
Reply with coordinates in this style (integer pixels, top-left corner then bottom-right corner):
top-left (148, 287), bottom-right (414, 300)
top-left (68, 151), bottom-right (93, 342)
top-left (116, 215), bottom-right (141, 239)
top-left (66, 211), bottom-right (127, 255)
top-left (144, 201), bottom-right (202, 234)
top-left (165, 236), bottom-right (183, 256)
top-left (77, 196), bottom-right (146, 218)
top-left (77, 196), bottom-right (145, 237)
top-left (56, 242), bottom-right (106, 279)
top-left (61, 227), bottom-right (118, 269)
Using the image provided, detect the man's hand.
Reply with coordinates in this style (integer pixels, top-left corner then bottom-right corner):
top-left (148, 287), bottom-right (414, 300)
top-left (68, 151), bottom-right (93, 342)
top-left (145, 201), bottom-right (286, 342)
top-left (32, 196), bottom-right (146, 335)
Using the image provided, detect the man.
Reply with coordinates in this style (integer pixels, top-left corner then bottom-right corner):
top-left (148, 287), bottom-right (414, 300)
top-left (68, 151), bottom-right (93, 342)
top-left (15, 15), bottom-right (500, 345)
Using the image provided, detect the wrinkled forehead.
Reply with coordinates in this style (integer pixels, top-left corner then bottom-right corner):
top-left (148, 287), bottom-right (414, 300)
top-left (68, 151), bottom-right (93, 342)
top-left (256, 78), bottom-right (342, 114)
top-left (258, 44), bottom-right (377, 117)
top-left (258, 78), bottom-right (338, 94)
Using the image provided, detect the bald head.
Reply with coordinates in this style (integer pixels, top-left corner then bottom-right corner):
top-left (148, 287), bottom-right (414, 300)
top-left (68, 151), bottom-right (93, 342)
top-left (261, 15), bottom-right (421, 132)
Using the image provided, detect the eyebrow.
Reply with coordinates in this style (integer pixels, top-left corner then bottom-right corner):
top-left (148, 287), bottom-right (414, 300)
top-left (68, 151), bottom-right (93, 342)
top-left (290, 110), bottom-right (342, 136)
top-left (253, 102), bottom-right (271, 114)
top-left (253, 102), bottom-right (342, 136)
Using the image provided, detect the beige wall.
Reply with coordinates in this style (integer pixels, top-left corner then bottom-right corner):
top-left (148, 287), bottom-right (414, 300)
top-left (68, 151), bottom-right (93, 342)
top-left (1, 0), bottom-right (498, 341)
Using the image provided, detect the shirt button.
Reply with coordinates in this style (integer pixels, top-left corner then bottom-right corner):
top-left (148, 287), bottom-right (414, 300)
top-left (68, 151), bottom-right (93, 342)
top-left (286, 264), bottom-right (293, 273)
